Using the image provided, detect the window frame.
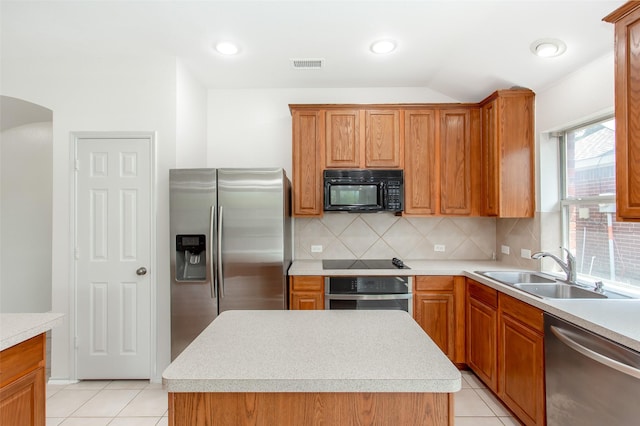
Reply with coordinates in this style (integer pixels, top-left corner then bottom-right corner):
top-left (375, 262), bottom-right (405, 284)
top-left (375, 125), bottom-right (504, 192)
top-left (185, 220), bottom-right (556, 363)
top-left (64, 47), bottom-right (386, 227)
top-left (558, 114), bottom-right (626, 286)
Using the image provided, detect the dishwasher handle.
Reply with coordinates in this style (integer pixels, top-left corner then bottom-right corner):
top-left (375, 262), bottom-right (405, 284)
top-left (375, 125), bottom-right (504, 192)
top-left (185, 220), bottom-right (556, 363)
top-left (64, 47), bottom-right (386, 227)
top-left (550, 325), bottom-right (640, 380)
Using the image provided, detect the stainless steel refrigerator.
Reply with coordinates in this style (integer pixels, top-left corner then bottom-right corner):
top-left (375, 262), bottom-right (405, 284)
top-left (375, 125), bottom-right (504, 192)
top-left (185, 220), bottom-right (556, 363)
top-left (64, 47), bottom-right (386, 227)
top-left (170, 168), bottom-right (292, 360)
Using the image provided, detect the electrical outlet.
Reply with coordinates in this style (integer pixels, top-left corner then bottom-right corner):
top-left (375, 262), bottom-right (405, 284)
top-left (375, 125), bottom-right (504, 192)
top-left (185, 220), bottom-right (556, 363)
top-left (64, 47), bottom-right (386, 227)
top-left (501, 245), bottom-right (510, 255)
top-left (311, 245), bottom-right (323, 253)
top-left (521, 248), bottom-right (532, 259)
top-left (434, 244), bottom-right (446, 252)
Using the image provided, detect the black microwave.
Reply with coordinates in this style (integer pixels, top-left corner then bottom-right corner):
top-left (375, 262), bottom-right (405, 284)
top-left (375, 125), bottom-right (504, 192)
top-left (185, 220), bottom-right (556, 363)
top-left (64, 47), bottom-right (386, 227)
top-left (323, 169), bottom-right (404, 213)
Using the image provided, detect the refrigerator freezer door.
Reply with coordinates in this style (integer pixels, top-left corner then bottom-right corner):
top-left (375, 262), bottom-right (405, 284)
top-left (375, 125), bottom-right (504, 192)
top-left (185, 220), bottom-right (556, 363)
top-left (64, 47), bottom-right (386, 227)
top-left (217, 169), bottom-right (289, 312)
top-left (170, 169), bottom-right (218, 360)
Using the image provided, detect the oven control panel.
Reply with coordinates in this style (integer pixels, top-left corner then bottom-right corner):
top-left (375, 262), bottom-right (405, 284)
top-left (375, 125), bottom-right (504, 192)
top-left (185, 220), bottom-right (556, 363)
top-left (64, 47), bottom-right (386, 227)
top-left (326, 276), bottom-right (410, 294)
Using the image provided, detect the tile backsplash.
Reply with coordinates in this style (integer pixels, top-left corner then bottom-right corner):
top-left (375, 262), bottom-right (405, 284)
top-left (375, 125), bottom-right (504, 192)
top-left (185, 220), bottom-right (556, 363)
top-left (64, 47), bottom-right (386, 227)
top-left (496, 215), bottom-right (540, 269)
top-left (294, 213), bottom-right (497, 260)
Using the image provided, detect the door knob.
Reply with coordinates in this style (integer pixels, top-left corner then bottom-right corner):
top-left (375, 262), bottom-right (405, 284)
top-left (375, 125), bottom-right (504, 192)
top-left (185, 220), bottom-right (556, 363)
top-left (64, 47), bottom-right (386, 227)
top-left (136, 267), bottom-right (148, 276)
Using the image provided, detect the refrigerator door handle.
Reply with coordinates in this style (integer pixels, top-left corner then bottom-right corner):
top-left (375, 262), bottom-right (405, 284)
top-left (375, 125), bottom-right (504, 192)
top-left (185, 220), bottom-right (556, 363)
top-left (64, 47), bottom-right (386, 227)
top-left (218, 205), bottom-right (225, 298)
top-left (209, 206), bottom-right (216, 299)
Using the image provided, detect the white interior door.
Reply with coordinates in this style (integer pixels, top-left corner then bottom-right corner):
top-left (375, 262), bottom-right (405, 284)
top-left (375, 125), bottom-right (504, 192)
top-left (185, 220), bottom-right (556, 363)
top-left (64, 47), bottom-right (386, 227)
top-left (75, 135), bottom-right (152, 379)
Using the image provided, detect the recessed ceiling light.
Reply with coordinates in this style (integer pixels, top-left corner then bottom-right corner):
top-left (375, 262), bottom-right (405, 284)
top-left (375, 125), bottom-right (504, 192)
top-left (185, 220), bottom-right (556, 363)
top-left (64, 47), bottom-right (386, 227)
top-left (530, 38), bottom-right (566, 58)
top-left (370, 39), bottom-right (397, 54)
top-left (215, 41), bottom-right (239, 55)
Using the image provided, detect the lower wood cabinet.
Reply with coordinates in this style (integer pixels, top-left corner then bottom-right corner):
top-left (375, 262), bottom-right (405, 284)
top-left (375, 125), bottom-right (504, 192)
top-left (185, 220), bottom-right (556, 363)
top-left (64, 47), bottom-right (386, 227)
top-left (466, 278), bottom-right (546, 426)
top-left (413, 276), bottom-right (465, 364)
top-left (499, 293), bottom-right (545, 426)
top-left (289, 276), bottom-right (324, 310)
top-left (0, 334), bottom-right (46, 426)
top-left (466, 279), bottom-right (498, 392)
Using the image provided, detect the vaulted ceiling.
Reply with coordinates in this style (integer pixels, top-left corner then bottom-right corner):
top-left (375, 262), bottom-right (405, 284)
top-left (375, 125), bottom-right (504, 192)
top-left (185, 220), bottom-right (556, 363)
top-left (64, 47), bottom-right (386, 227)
top-left (0, 0), bottom-right (625, 102)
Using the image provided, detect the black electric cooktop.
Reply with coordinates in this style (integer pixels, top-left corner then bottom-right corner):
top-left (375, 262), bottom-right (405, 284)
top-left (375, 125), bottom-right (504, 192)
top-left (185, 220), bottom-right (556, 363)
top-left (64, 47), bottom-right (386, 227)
top-left (322, 258), bottom-right (410, 270)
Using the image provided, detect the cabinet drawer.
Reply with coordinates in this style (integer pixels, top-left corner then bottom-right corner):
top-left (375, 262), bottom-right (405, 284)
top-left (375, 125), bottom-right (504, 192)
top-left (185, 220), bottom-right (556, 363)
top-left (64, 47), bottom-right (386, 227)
top-left (499, 293), bottom-right (543, 333)
top-left (0, 334), bottom-right (45, 388)
top-left (415, 276), bottom-right (454, 292)
top-left (467, 280), bottom-right (498, 308)
top-left (290, 276), bottom-right (324, 292)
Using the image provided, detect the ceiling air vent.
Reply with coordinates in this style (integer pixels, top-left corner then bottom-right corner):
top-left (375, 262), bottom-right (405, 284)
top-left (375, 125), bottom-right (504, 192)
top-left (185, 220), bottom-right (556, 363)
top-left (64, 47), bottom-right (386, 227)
top-left (290, 58), bottom-right (324, 70)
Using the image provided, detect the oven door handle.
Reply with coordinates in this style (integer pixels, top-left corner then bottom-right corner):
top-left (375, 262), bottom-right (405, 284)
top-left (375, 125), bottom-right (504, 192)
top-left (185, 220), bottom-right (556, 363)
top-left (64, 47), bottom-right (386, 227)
top-left (325, 294), bottom-right (412, 301)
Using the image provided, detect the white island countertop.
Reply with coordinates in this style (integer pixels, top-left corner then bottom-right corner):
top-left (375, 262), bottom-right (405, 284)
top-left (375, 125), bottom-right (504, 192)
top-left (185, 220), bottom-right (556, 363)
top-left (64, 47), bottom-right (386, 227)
top-left (163, 310), bottom-right (461, 393)
top-left (289, 259), bottom-right (640, 353)
top-left (0, 312), bottom-right (64, 351)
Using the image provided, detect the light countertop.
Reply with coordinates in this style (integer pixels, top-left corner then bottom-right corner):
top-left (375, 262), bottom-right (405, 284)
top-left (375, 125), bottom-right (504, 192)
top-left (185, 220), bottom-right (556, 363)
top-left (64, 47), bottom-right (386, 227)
top-left (162, 310), bottom-right (461, 393)
top-left (289, 259), bottom-right (640, 352)
top-left (289, 259), bottom-right (509, 277)
top-left (0, 312), bottom-right (64, 351)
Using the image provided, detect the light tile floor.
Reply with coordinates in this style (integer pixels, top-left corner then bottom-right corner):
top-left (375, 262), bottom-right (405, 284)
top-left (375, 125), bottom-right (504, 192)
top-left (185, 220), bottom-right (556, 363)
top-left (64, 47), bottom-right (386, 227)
top-left (46, 370), bottom-right (521, 425)
top-left (457, 370), bottom-right (523, 425)
top-left (46, 380), bottom-right (168, 426)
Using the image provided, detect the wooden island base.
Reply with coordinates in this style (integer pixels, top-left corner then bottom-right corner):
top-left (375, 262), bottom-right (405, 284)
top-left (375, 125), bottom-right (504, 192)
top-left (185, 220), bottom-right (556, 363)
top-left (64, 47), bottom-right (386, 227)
top-left (169, 391), bottom-right (453, 426)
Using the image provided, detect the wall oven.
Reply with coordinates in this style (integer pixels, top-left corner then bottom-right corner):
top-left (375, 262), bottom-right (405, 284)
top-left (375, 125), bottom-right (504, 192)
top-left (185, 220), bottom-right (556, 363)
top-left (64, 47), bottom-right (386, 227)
top-left (324, 276), bottom-right (413, 314)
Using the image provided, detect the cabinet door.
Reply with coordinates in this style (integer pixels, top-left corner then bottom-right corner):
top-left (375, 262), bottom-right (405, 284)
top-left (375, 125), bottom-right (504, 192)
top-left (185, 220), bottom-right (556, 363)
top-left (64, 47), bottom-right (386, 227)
top-left (499, 294), bottom-right (545, 426)
top-left (0, 367), bottom-right (45, 426)
top-left (497, 93), bottom-right (535, 218)
top-left (365, 109), bottom-right (401, 168)
top-left (291, 292), bottom-right (324, 310)
top-left (415, 292), bottom-right (454, 359)
top-left (499, 314), bottom-right (545, 426)
top-left (466, 281), bottom-right (498, 392)
top-left (481, 99), bottom-right (499, 216)
top-left (292, 109), bottom-right (323, 216)
top-left (290, 276), bottom-right (324, 310)
top-left (440, 109), bottom-right (472, 215)
top-left (325, 110), bottom-right (360, 168)
top-left (480, 90), bottom-right (535, 218)
top-left (604, 4), bottom-right (640, 219)
top-left (404, 110), bottom-right (438, 215)
top-left (414, 276), bottom-right (454, 360)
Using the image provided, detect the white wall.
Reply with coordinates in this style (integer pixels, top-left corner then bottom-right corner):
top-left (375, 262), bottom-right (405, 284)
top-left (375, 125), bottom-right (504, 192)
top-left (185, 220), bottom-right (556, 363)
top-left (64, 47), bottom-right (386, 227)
top-left (176, 62), bottom-right (208, 168)
top-left (497, 52), bottom-right (615, 270)
top-left (1, 121), bottom-right (53, 312)
top-left (0, 47), bottom-right (615, 380)
top-left (535, 52), bottom-right (615, 213)
top-left (1, 55), bottom-right (178, 382)
top-left (207, 87), bottom-right (458, 174)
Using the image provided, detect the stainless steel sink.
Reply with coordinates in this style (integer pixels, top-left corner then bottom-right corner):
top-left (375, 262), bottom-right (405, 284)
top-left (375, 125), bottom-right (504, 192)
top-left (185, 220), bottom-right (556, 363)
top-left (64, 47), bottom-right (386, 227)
top-left (512, 283), bottom-right (607, 299)
top-left (477, 271), bottom-right (557, 285)
top-left (475, 270), bottom-right (638, 299)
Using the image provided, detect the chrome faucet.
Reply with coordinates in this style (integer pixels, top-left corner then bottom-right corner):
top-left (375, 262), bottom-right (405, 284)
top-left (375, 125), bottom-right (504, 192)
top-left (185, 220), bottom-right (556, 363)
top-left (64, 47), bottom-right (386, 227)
top-left (531, 248), bottom-right (577, 284)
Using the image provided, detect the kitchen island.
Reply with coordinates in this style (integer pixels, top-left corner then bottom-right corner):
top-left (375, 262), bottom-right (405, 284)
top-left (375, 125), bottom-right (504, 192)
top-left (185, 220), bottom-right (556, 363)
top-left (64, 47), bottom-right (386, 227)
top-left (0, 312), bottom-right (64, 426)
top-left (162, 310), bottom-right (461, 426)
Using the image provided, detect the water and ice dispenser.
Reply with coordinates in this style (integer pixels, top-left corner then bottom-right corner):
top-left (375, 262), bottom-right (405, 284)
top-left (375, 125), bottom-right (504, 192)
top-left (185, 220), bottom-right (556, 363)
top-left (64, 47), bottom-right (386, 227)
top-left (175, 234), bottom-right (206, 281)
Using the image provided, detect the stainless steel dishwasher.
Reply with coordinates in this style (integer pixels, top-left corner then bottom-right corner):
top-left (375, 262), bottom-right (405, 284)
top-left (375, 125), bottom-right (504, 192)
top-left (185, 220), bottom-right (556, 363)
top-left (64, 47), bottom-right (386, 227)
top-left (545, 313), bottom-right (640, 425)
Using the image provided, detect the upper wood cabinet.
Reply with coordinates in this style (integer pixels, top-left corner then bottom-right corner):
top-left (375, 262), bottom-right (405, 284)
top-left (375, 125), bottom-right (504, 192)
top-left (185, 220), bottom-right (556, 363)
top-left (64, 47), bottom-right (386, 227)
top-left (291, 94), bottom-right (530, 218)
top-left (604, 3), bottom-right (640, 220)
top-left (325, 109), bottom-right (360, 168)
top-left (404, 107), bottom-right (480, 216)
top-left (365, 109), bottom-right (402, 168)
top-left (404, 110), bottom-right (438, 215)
top-left (291, 108), bottom-right (323, 216)
top-left (480, 89), bottom-right (535, 218)
top-left (440, 108), bottom-right (479, 215)
top-left (325, 108), bottom-right (401, 169)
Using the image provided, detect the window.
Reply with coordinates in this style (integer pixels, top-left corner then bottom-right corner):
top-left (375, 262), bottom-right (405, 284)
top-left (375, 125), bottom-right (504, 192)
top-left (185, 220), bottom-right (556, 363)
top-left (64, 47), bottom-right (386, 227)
top-left (561, 117), bottom-right (640, 289)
